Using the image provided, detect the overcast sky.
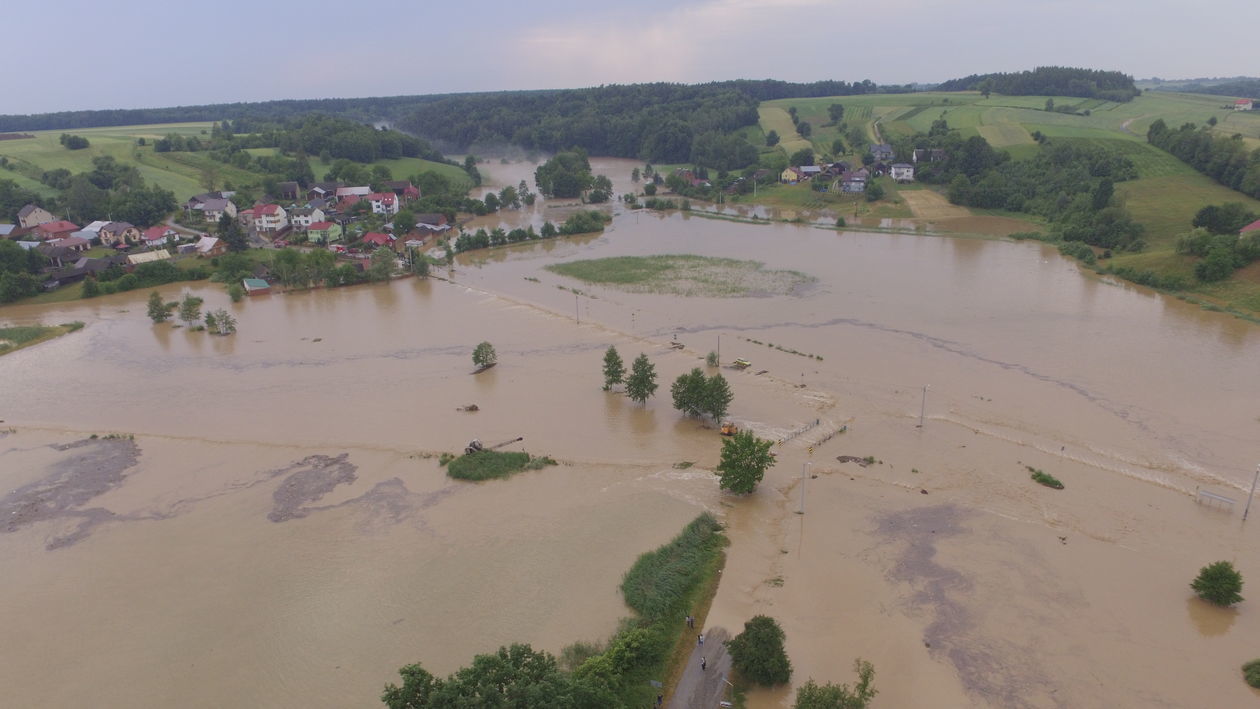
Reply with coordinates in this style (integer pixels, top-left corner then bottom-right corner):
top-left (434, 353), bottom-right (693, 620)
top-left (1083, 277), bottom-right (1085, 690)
top-left (3, 0), bottom-right (1254, 114)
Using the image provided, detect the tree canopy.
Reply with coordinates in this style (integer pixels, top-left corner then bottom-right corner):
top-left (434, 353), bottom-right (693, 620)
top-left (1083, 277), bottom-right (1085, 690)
top-left (727, 615), bottom-right (792, 686)
top-left (715, 430), bottom-right (775, 494)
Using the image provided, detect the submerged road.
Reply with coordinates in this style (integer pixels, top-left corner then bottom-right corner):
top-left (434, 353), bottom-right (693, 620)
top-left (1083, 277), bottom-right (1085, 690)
top-left (667, 627), bottom-right (732, 709)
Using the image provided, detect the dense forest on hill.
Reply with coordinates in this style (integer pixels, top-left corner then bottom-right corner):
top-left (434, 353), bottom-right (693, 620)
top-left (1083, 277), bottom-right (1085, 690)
top-left (936, 67), bottom-right (1140, 102)
top-left (0, 79), bottom-right (883, 137)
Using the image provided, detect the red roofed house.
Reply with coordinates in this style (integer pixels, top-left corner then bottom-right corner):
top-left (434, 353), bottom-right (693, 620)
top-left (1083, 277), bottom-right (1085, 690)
top-left (34, 220), bottom-right (80, 241)
top-left (366, 192), bottom-right (399, 215)
top-left (1235, 99), bottom-right (1254, 111)
top-left (384, 180), bottom-right (421, 201)
top-left (1241, 219), bottom-right (1260, 235)
top-left (361, 232), bottom-right (395, 248)
top-left (142, 225), bottom-right (178, 247)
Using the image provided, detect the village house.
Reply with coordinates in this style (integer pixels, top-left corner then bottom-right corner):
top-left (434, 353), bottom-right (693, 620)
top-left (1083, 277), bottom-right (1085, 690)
top-left (36, 241), bottom-right (82, 268)
top-left (383, 180), bottom-right (421, 201)
top-left (185, 193), bottom-right (238, 223)
top-left (366, 192), bottom-right (399, 215)
top-left (0, 224), bottom-right (15, 239)
top-left (127, 250), bottom-right (172, 266)
top-left (912, 148), bottom-right (946, 163)
top-left (1235, 99), bottom-right (1254, 111)
top-left (81, 220), bottom-right (110, 236)
top-left (840, 172), bottom-right (867, 193)
top-left (194, 235), bottom-right (226, 257)
top-left (890, 163), bottom-right (915, 182)
top-left (50, 235), bottom-right (90, 253)
top-left (98, 221), bottom-right (140, 246)
top-left (288, 207), bottom-right (326, 231)
top-left (361, 232), bottom-right (395, 249)
top-left (241, 204), bottom-right (288, 233)
top-left (307, 221), bottom-right (343, 244)
top-left (780, 166), bottom-right (805, 184)
top-left (242, 277), bottom-right (271, 295)
top-left (799, 165), bottom-right (823, 179)
top-left (306, 182), bottom-right (341, 202)
top-left (275, 181), bottom-right (300, 201)
top-left (336, 186), bottom-right (371, 200)
top-left (142, 225), bottom-right (178, 247)
top-left (17, 204), bottom-right (55, 229)
top-left (869, 143), bottom-right (895, 162)
top-left (35, 220), bottom-right (81, 241)
top-left (1241, 219), bottom-right (1260, 235)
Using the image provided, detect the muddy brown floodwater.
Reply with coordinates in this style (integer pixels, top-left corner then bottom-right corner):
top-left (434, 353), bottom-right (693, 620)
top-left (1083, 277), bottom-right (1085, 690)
top-left (2, 158), bottom-right (1260, 708)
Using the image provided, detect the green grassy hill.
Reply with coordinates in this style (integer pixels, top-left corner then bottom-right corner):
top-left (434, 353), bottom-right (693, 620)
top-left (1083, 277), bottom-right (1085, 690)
top-left (0, 123), bottom-right (463, 202)
top-left (759, 91), bottom-right (1260, 313)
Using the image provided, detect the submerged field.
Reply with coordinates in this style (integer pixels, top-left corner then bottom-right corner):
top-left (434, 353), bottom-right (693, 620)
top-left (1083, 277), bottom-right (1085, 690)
top-left (546, 254), bottom-right (815, 297)
top-left (758, 90), bottom-right (1260, 313)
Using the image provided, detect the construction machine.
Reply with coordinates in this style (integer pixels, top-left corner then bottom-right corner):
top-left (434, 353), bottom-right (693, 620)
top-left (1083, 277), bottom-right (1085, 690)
top-left (464, 436), bottom-right (524, 455)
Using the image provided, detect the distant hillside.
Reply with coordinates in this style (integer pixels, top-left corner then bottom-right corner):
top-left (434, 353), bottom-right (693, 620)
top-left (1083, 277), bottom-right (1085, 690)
top-left (936, 67), bottom-right (1140, 102)
top-left (1150, 79), bottom-right (1260, 100)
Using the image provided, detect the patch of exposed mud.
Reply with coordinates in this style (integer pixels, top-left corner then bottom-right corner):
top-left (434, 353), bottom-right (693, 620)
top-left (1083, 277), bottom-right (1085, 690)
top-left (874, 504), bottom-right (1059, 708)
top-left (267, 454), bottom-right (358, 522)
top-left (1, 437), bottom-right (140, 549)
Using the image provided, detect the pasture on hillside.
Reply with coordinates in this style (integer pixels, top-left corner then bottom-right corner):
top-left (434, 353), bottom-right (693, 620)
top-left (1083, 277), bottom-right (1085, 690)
top-left (0, 122), bottom-right (467, 202)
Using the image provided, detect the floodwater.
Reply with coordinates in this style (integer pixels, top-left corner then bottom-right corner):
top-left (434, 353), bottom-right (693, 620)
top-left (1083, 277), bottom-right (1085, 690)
top-left (3, 159), bottom-right (1260, 708)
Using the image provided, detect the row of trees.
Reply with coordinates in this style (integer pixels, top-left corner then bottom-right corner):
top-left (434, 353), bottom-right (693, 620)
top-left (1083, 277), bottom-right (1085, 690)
top-left (453, 212), bottom-right (608, 254)
top-left (602, 347), bottom-right (658, 404)
top-left (727, 615), bottom-right (877, 708)
top-left (1147, 119), bottom-right (1260, 199)
top-left (146, 290), bottom-right (237, 334)
top-left (936, 66), bottom-right (1141, 102)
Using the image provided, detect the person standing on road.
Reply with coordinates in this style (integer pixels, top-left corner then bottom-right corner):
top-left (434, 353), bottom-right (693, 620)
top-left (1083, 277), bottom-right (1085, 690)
top-left (698, 633), bottom-right (705, 646)
top-left (701, 656), bottom-right (707, 671)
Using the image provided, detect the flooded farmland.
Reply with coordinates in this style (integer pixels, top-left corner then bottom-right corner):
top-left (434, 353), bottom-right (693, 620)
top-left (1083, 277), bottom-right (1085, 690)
top-left (3, 159), bottom-right (1260, 708)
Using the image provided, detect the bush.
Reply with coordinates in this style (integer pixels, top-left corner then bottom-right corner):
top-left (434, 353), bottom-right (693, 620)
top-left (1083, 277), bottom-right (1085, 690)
top-left (446, 450), bottom-right (555, 481)
top-left (727, 615), bottom-right (792, 686)
top-left (1192, 560), bottom-right (1244, 607)
top-left (1243, 659), bottom-right (1260, 689)
top-left (1028, 466), bottom-right (1064, 489)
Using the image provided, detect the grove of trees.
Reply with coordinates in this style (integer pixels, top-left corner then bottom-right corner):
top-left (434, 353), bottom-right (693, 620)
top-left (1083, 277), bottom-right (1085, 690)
top-left (935, 67), bottom-right (1140, 102)
top-left (1147, 119), bottom-right (1260, 199)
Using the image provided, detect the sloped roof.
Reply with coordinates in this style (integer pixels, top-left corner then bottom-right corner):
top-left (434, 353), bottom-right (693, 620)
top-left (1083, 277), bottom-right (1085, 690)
top-left (309, 221), bottom-right (336, 230)
top-left (1240, 219), bottom-right (1260, 234)
top-left (127, 250), bottom-right (171, 265)
top-left (362, 232), bottom-right (394, 245)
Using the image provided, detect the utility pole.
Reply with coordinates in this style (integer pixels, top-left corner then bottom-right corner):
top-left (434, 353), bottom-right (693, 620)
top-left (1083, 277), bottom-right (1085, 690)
top-left (917, 385), bottom-right (928, 428)
top-left (717, 333), bottom-right (721, 364)
top-left (1245, 463), bottom-right (1260, 521)
top-left (575, 294), bottom-right (579, 324)
top-left (799, 462), bottom-right (811, 514)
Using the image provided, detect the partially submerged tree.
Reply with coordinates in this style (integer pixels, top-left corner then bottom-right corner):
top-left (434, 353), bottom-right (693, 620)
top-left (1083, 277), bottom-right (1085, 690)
top-left (727, 615), bottom-right (791, 686)
top-left (1192, 560), bottom-right (1244, 607)
top-left (602, 345), bottom-right (625, 391)
top-left (625, 353), bottom-right (657, 405)
top-left (472, 341), bottom-right (497, 369)
top-left (794, 660), bottom-right (878, 709)
top-left (716, 430), bottom-right (775, 494)
top-left (146, 290), bottom-right (168, 323)
top-left (178, 293), bottom-right (203, 326)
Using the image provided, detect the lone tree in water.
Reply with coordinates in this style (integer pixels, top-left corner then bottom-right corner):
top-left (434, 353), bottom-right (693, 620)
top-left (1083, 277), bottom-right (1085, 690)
top-left (716, 430), bottom-right (775, 494)
top-left (602, 345), bottom-right (625, 391)
top-left (472, 341), bottom-right (497, 369)
top-left (178, 293), bottom-right (203, 327)
top-left (727, 615), bottom-right (792, 686)
top-left (625, 353), bottom-right (657, 405)
top-left (146, 291), bottom-right (168, 323)
top-left (1192, 560), bottom-right (1244, 607)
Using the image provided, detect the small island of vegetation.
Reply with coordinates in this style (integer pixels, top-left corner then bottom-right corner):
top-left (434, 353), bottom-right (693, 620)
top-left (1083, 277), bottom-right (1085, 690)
top-left (547, 255), bottom-right (814, 297)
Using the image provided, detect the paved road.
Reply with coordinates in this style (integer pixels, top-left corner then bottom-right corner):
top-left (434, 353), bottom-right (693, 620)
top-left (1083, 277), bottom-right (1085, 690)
top-left (666, 626), bottom-right (732, 709)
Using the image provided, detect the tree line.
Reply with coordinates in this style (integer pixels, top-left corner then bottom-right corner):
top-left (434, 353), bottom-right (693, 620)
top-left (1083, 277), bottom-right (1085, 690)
top-left (935, 66), bottom-right (1140, 102)
top-left (1146, 119), bottom-right (1260, 199)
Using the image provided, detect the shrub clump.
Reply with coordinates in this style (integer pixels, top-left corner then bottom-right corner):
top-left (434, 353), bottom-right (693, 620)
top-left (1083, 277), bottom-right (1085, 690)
top-left (1028, 465), bottom-right (1064, 489)
top-left (1192, 560), bottom-right (1244, 607)
top-left (727, 615), bottom-right (792, 686)
top-left (1242, 659), bottom-right (1260, 688)
top-left (446, 450), bottom-right (556, 481)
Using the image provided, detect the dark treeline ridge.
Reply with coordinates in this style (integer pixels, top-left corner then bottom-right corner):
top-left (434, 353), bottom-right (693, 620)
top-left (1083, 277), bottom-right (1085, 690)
top-left (397, 80), bottom-right (881, 162)
top-left (0, 79), bottom-right (887, 161)
top-left (1147, 119), bottom-right (1260, 199)
top-left (1155, 79), bottom-right (1260, 100)
top-left (936, 67), bottom-right (1140, 102)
